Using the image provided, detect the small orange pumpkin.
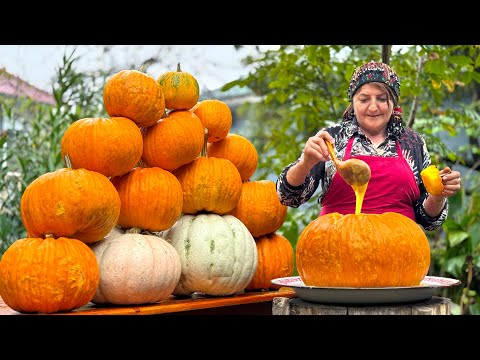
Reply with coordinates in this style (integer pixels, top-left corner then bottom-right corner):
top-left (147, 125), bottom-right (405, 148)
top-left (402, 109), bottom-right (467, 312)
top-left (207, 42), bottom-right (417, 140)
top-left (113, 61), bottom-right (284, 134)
top-left (207, 133), bottom-right (258, 181)
top-left (172, 129), bottom-right (243, 215)
top-left (192, 99), bottom-right (232, 143)
top-left (296, 212), bottom-right (431, 287)
top-left (173, 157), bottom-right (242, 215)
top-left (142, 110), bottom-right (205, 171)
top-left (111, 167), bottom-right (183, 232)
top-left (0, 236), bottom-right (100, 314)
top-left (157, 63), bottom-right (200, 110)
top-left (61, 117), bottom-right (143, 178)
top-left (246, 232), bottom-right (294, 291)
top-left (227, 180), bottom-right (288, 237)
top-left (103, 69), bottom-right (165, 128)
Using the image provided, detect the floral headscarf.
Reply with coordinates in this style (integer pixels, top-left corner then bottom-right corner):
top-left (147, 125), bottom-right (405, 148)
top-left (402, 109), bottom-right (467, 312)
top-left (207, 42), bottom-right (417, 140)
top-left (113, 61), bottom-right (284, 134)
top-left (343, 60), bottom-right (403, 126)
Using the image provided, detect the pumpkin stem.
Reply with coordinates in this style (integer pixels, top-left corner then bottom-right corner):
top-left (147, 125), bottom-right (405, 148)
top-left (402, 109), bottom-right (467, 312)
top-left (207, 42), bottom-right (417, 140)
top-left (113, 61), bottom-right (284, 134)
top-left (126, 227), bottom-right (142, 234)
top-left (136, 158), bottom-right (147, 168)
top-left (177, 63), bottom-right (181, 72)
top-left (200, 128), bottom-right (209, 157)
top-left (64, 154), bottom-right (72, 169)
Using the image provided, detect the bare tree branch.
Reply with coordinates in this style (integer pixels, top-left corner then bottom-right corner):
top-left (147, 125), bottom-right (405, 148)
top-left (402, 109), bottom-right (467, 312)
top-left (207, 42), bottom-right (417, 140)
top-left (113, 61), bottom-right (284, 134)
top-left (407, 56), bottom-right (426, 128)
top-left (382, 45), bottom-right (391, 64)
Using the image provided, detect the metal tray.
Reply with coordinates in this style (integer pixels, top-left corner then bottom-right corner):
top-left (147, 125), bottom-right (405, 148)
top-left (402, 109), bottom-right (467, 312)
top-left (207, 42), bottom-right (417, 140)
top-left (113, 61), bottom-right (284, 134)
top-left (271, 276), bottom-right (461, 305)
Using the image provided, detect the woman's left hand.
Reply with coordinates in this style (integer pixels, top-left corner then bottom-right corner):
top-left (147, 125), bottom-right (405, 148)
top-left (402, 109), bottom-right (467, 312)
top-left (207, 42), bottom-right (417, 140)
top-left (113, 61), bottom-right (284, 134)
top-left (440, 167), bottom-right (461, 197)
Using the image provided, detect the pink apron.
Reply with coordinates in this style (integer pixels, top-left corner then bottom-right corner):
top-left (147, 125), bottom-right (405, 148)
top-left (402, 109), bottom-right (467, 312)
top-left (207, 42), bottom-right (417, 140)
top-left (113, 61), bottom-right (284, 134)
top-left (319, 137), bottom-right (419, 221)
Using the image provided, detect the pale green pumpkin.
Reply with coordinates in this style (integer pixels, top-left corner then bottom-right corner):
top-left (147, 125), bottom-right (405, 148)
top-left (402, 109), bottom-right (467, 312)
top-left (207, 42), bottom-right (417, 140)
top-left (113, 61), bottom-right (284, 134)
top-left (163, 213), bottom-right (258, 296)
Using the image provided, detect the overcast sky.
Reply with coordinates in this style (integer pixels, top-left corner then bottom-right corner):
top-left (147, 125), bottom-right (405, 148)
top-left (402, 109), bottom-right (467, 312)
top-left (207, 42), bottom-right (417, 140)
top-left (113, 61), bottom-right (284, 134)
top-left (0, 45), bottom-right (279, 92)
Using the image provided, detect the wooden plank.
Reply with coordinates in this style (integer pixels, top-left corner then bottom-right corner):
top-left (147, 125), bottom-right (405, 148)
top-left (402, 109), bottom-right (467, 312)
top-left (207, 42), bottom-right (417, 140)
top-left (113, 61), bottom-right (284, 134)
top-left (289, 298), bottom-right (347, 315)
top-left (411, 297), bottom-right (451, 315)
top-left (348, 305), bottom-right (412, 315)
top-left (272, 296), bottom-right (451, 315)
top-left (0, 287), bottom-right (296, 315)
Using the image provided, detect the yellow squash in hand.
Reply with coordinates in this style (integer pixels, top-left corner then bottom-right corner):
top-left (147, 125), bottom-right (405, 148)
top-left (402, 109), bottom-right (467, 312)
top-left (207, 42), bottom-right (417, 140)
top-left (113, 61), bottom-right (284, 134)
top-left (421, 165), bottom-right (444, 196)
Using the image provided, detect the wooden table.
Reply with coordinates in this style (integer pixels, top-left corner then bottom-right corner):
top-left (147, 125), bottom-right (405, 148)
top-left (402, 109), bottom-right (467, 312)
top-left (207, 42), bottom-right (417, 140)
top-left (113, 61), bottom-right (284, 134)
top-left (0, 288), bottom-right (296, 315)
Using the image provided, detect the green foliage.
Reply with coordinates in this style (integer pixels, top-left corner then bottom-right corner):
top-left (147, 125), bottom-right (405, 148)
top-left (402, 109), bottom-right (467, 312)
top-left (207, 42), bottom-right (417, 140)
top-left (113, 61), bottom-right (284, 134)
top-left (430, 174), bottom-right (480, 315)
top-left (0, 49), bottom-right (109, 257)
top-left (225, 45), bottom-right (480, 314)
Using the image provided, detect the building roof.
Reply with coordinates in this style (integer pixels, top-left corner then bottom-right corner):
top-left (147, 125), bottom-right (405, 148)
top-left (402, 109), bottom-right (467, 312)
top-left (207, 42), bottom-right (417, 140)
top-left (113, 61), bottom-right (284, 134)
top-left (0, 68), bottom-right (55, 106)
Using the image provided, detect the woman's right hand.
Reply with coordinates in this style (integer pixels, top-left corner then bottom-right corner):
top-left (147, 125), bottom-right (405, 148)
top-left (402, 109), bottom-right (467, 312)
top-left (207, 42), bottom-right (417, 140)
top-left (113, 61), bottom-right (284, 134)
top-left (301, 130), bottom-right (335, 169)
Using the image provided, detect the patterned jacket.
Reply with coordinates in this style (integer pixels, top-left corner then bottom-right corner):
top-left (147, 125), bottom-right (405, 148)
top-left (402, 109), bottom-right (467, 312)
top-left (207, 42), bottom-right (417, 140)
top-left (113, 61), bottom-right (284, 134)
top-left (276, 118), bottom-right (447, 231)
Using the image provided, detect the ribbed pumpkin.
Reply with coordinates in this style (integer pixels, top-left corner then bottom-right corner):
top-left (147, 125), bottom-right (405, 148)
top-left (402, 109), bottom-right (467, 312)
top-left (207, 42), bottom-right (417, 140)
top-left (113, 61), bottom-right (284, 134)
top-left (110, 167), bottom-right (183, 232)
top-left (192, 99), bottom-right (232, 143)
top-left (207, 133), bottom-right (258, 181)
top-left (90, 228), bottom-right (181, 305)
top-left (20, 167), bottom-right (121, 244)
top-left (0, 236), bottom-right (100, 314)
top-left (246, 232), bottom-right (294, 291)
top-left (296, 212), bottom-right (431, 287)
top-left (103, 69), bottom-right (165, 128)
top-left (157, 63), bottom-right (200, 110)
top-left (172, 129), bottom-right (243, 215)
top-left (61, 117), bottom-right (143, 178)
top-left (163, 213), bottom-right (258, 296)
top-left (227, 180), bottom-right (288, 237)
top-left (142, 110), bottom-right (205, 171)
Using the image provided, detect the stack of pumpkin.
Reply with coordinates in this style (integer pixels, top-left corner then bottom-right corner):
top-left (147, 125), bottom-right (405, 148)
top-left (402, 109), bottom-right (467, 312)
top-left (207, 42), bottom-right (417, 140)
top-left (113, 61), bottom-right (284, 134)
top-left (98, 65), bottom-right (294, 298)
top-left (0, 154), bottom-right (121, 314)
top-left (0, 63), bottom-right (294, 314)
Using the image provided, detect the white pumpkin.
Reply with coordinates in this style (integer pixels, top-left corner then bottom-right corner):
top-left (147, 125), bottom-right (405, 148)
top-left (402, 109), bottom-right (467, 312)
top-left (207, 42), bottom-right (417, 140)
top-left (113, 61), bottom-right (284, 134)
top-left (90, 230), bottom-right (181, 305)
top-left (164, 213), bottom-right (258, 296)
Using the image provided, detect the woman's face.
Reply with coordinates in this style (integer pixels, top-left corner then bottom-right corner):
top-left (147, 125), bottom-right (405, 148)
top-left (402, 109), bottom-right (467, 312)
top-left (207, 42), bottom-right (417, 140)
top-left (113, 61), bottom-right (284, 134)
top-left (353, 83), bottom-right (394, 135)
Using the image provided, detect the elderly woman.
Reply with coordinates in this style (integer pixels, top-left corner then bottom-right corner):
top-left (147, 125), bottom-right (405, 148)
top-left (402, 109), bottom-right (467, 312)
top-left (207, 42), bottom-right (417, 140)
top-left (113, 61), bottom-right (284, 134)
top-left (276, 60), bottom-right (461, 231)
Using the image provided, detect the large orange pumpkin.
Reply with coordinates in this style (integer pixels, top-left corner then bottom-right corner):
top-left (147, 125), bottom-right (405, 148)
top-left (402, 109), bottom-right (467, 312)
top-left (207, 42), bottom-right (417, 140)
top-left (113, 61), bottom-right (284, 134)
top-left (246, 232), bottom-right (294, 291)
top-left (142, 110), bottom-right (205, 171)
top-left (61, 116), bottom-right (143, 178)
top-left (227, 180), bottom-right (288, 237)
top-left (192, 99), bottom-right (232, 143)
top-left (207, 133), bottom-right (258, 181)
top-left (20, 167), bottom-right (121, 244)
top-left (111, 167), bottom-right (183, 232)
top-left (103, 69), bottom-right (165, 128)
top-left (0, 236), bottom-right (100, 314)
top-left (296, 212), bottom-right (431, 287)
top-left (157, 63), bottom-right (200, 110)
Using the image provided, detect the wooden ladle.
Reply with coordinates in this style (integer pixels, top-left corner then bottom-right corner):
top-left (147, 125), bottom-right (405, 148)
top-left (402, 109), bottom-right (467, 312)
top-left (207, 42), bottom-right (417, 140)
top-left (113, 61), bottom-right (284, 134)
top-left (325, 141), bottom-right (371, 214)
